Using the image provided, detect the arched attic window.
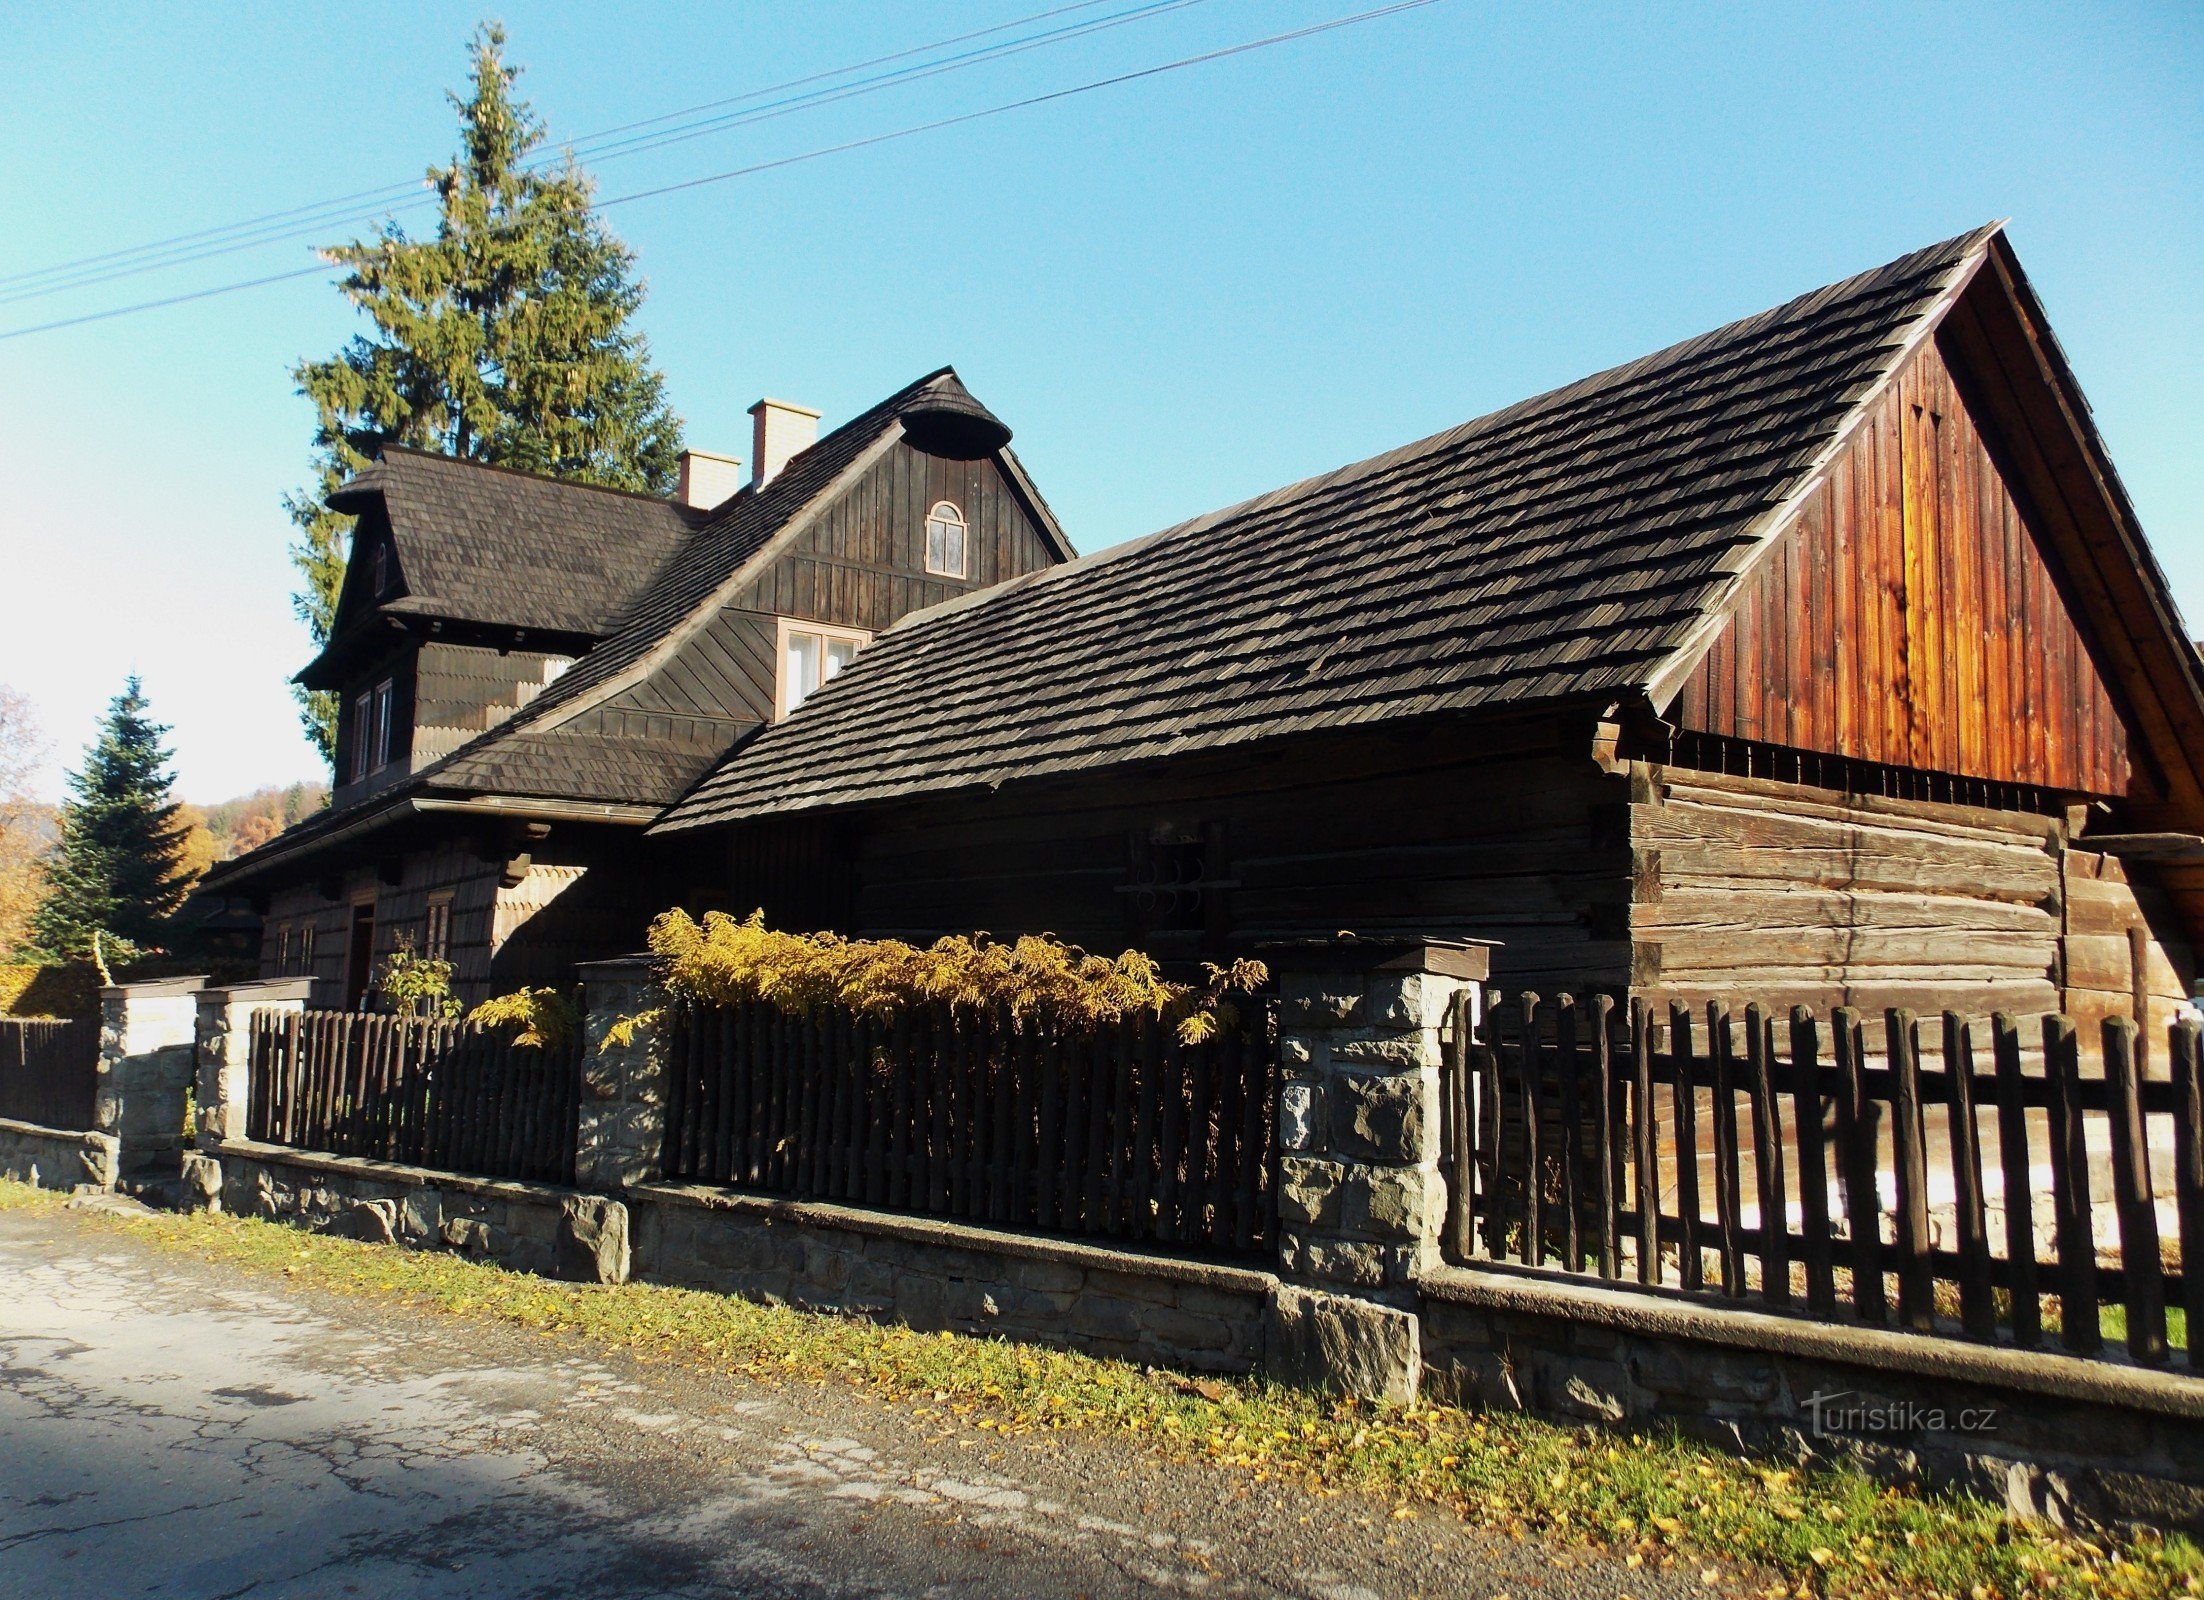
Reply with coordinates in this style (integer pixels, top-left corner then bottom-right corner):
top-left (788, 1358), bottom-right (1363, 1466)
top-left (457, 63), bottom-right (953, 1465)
top-left (924, 500), bottom-right (968, 580)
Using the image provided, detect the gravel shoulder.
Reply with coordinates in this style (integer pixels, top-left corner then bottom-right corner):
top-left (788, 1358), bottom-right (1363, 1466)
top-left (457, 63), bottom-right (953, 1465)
top-left (0, 1201), bottom-right (1697, 1600)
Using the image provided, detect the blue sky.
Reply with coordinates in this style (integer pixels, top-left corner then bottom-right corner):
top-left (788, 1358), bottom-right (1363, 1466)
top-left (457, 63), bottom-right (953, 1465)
top-left (1, 1), bottom-right (2197, 802)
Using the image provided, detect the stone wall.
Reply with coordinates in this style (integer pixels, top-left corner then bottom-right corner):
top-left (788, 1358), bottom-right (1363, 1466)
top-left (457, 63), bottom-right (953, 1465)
top-left (0, 1116), bottom-right (118, 1192)
top-left (633, 1183), bottom-right (1275, 1375)
top-left (1420, 1265), bottom-right (2204, 1534)
top-left (203, 1139), bottom-right (629, 1284)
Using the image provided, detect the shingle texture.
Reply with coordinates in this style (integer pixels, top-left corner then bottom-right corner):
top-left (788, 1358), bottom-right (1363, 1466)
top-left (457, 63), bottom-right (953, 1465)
top-left (337, 447), bottom-right (702, 636)
top-left (204, 370), bottom-right (1000, 903)
top-left (656, 229), bottom-right (1997, 832)
top-left (415, 369), bottom-right (987, 806)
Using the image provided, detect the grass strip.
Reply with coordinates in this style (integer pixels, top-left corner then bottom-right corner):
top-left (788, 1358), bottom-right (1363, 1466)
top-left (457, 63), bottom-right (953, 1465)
top-left (9, 1178), bottom-right (2198, 1600)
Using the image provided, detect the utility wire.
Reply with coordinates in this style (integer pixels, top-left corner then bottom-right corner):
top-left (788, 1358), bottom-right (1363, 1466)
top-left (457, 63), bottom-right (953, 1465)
top-left (0, 0), bottom-right (1191, 302)
top-left (0, 0), bottom-right (1444, 344)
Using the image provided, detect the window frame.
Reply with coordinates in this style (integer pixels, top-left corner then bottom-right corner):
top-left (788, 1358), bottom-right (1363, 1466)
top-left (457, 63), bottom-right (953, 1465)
top-left (774, 616), bottom-right (872, 720)
top-left (424, 892), bottom-right (453, 964)
top-left (923, 500), bottom-right (969, 580)
top-left (370, 678), bottom-right (395, 771)
top-left (349, 689), bottom-right (373, 781)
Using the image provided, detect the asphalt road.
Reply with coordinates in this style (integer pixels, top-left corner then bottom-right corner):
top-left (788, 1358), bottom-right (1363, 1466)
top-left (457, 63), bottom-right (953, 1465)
top-left (0, 1200), bottom-right (1701, 1600)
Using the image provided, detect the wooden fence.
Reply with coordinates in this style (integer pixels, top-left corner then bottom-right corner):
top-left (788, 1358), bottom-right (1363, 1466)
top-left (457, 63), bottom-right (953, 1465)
top-left (246, 1009), bottom-right (582, 1186)
top-left (660, 1000), bottom-right (1278, 1260)
top-left (0, 1017), bottom-right (99, 1130)
top-left (1441, 995), bottom-right (2202, 1367)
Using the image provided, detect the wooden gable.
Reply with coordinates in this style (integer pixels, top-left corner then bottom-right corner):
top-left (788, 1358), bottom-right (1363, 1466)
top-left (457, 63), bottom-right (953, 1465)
top-left (594, 439), bottom-right (1060, 732)
top-left (1669, 328), bottom-right (2137, 799)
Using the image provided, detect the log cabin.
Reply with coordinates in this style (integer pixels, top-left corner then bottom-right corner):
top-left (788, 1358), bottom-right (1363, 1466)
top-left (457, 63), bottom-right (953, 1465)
top-left (200, 371), bottom-right (1074, 1006)
top-left (654, 225), bottom-right (2204, 1041)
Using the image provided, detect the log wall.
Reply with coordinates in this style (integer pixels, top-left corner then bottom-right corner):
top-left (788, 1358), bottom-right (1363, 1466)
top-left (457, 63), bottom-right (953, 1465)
top-left (1627, 764), bottom-right (2193, 1028)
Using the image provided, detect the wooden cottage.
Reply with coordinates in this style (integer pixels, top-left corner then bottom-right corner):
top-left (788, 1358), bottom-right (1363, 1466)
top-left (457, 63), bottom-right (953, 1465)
top-left (202, 372), bottom-right (1074, 1006)
top-left (654, 226), bottom-right (2204, 1035)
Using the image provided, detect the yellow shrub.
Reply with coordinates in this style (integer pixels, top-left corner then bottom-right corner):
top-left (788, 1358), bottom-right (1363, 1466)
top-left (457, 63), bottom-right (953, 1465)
top-left (625, 909), bottom-right (1266, 1048)
top-left (0, 962), bottom-right (99, 1018)
top-left (466, 986), bottom-right (580, 1051)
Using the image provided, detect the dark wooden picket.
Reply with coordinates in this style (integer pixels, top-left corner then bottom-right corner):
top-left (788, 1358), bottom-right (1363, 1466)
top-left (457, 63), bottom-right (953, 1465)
top-left (659, 998), bottom-right (1277, 1261)
top-left (246, 1009), bottom-right (580, 1185)
top-left (1441, 995), bottom-right (2201, 1368)
top-left (0, 1017), bottom-right (99, 1130)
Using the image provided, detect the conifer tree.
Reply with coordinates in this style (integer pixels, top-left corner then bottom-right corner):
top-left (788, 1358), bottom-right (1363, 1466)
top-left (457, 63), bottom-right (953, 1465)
top-left (287, 23), bottom-right (683, 757)
top-left (28, 677), bottom-right (190, 961)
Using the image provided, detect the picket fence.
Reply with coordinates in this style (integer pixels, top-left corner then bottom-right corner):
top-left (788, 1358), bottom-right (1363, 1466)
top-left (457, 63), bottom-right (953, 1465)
top-left (246, 1009), bottom-right (582, 1186)
top-left (1442, 995), bottom-right (2201, 1366)
top-left (659, 998), bottom-right (1278, 1260)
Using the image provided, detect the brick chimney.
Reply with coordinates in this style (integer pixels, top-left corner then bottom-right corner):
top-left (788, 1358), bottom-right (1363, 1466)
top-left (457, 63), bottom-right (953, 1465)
top-left (749, 398), bottom-right (821, 489)
top-left (675, 449), bottom-right (744, 512)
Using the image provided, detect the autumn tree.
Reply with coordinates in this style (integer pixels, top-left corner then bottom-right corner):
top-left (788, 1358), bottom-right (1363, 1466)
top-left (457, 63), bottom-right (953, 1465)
top-left (0, 687), bottom-right (49, 960)
top-left (27, 678), bottom-right (191, 961)
top-left (287, 22), bottom-right (683, 757)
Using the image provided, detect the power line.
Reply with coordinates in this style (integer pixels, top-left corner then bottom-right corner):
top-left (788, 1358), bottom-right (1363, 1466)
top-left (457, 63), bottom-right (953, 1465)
top-left (0, 0), bottom-right (1195, 303)
top-left (0, 0), bottom-right (1445, 344)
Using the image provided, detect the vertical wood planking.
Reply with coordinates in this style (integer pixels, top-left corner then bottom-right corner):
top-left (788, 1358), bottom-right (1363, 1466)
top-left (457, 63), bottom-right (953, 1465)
top-left (1517, 995), bottom-right (1545, 1268)
top-left (1991, 1013), bottom-right (2042, 1348)
top-left (2103, 1018), bottom-right (2168, 1365)
top-left (2043, 1014), bottom-right (2101, 1354)
top-left (2172, 1019), bottom-right (2204, 1372)
top-left (1670, 1003), bottom-right (1703, 1293)
top-left (1631, 999), bottom-right (1659, 1287)
top-left (1592, 995), bottom-right (1619, 1280)
top-left (1746, 1005), bottom-right (1789, 1307)
top-left (1888, 1010), bottom-right (1935, 1333)
top-left (1557, 997), bottom-right (1585, 1274)
top-left (1709, 1005), bottom-right (1744, 1297)
top-left (1790, 1008), bottom-right (1836, 1315)
top-left (1833, 1007), bottom-right (1886, 1323)
top-left (1943, 1013), bottom-right (1997, 1339)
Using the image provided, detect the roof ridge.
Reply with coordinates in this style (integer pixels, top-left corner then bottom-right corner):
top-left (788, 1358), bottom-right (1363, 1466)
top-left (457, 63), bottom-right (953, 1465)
top-left (372, 443), bottom-right (698, 511)
top-left (864, 225), bottom-right (2002, 653)
top-left (652, 225), bottom-right (2016, 831)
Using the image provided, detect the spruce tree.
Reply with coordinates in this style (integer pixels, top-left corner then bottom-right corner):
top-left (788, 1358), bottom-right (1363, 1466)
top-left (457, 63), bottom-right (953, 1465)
top-left (29, 677), bottom-right (190, 961)
top-left (287, 23), bottom-right (684, 757)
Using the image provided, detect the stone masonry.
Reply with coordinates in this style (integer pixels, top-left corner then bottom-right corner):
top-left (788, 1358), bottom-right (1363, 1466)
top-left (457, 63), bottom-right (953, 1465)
top-left (98, 977), bottom-right (206, 1185)
top-left (193, 979), bottom-right (313, 1146)
top-left (1261, 936), bottom-right (1489, 1402)
top-left (1267, 937), bottom-right (1486, 1296)
top-left (574, 958), bottom-right (666, 1191)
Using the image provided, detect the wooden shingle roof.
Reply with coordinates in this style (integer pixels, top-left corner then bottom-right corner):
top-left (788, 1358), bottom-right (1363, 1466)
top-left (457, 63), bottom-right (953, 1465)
top-left (329, 447), bottom-right (703, 638)
top-left (655, 227), bottom-right (2003, 833)
top-left (416, 369), bottom-right (1003, 807)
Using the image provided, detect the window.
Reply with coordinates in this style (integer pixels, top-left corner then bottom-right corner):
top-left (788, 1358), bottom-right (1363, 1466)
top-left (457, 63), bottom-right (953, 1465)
top-left (367, 540), bottom-right (389, 596)
top-left (348, 690), bottom-right (372, 780)
top-left (924, 500), bottom-right (968, 579)
top-left (424, 893), bottom-right (453, 963)
top-left (274, 921), bottom-right (293, 975)
top-left (350, 679), bottom-right (397, 780)
top-left (298, 920), bottom-right (316, 974)
top-left (371, 679), bottom-right (395, 770)
top-left (778, 619), bottom-right (869, 718)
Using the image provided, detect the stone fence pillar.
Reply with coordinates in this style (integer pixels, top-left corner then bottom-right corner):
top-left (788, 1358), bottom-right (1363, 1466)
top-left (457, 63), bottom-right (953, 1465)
top-left (193, 978), bottom-right (314, 1145)
top-left (98, 977), bottom-right (207, 1186)
top-left (1259, 936), bottom-right (1489, 1402)
top-left (574, 957), bottom-right (664, 1192)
